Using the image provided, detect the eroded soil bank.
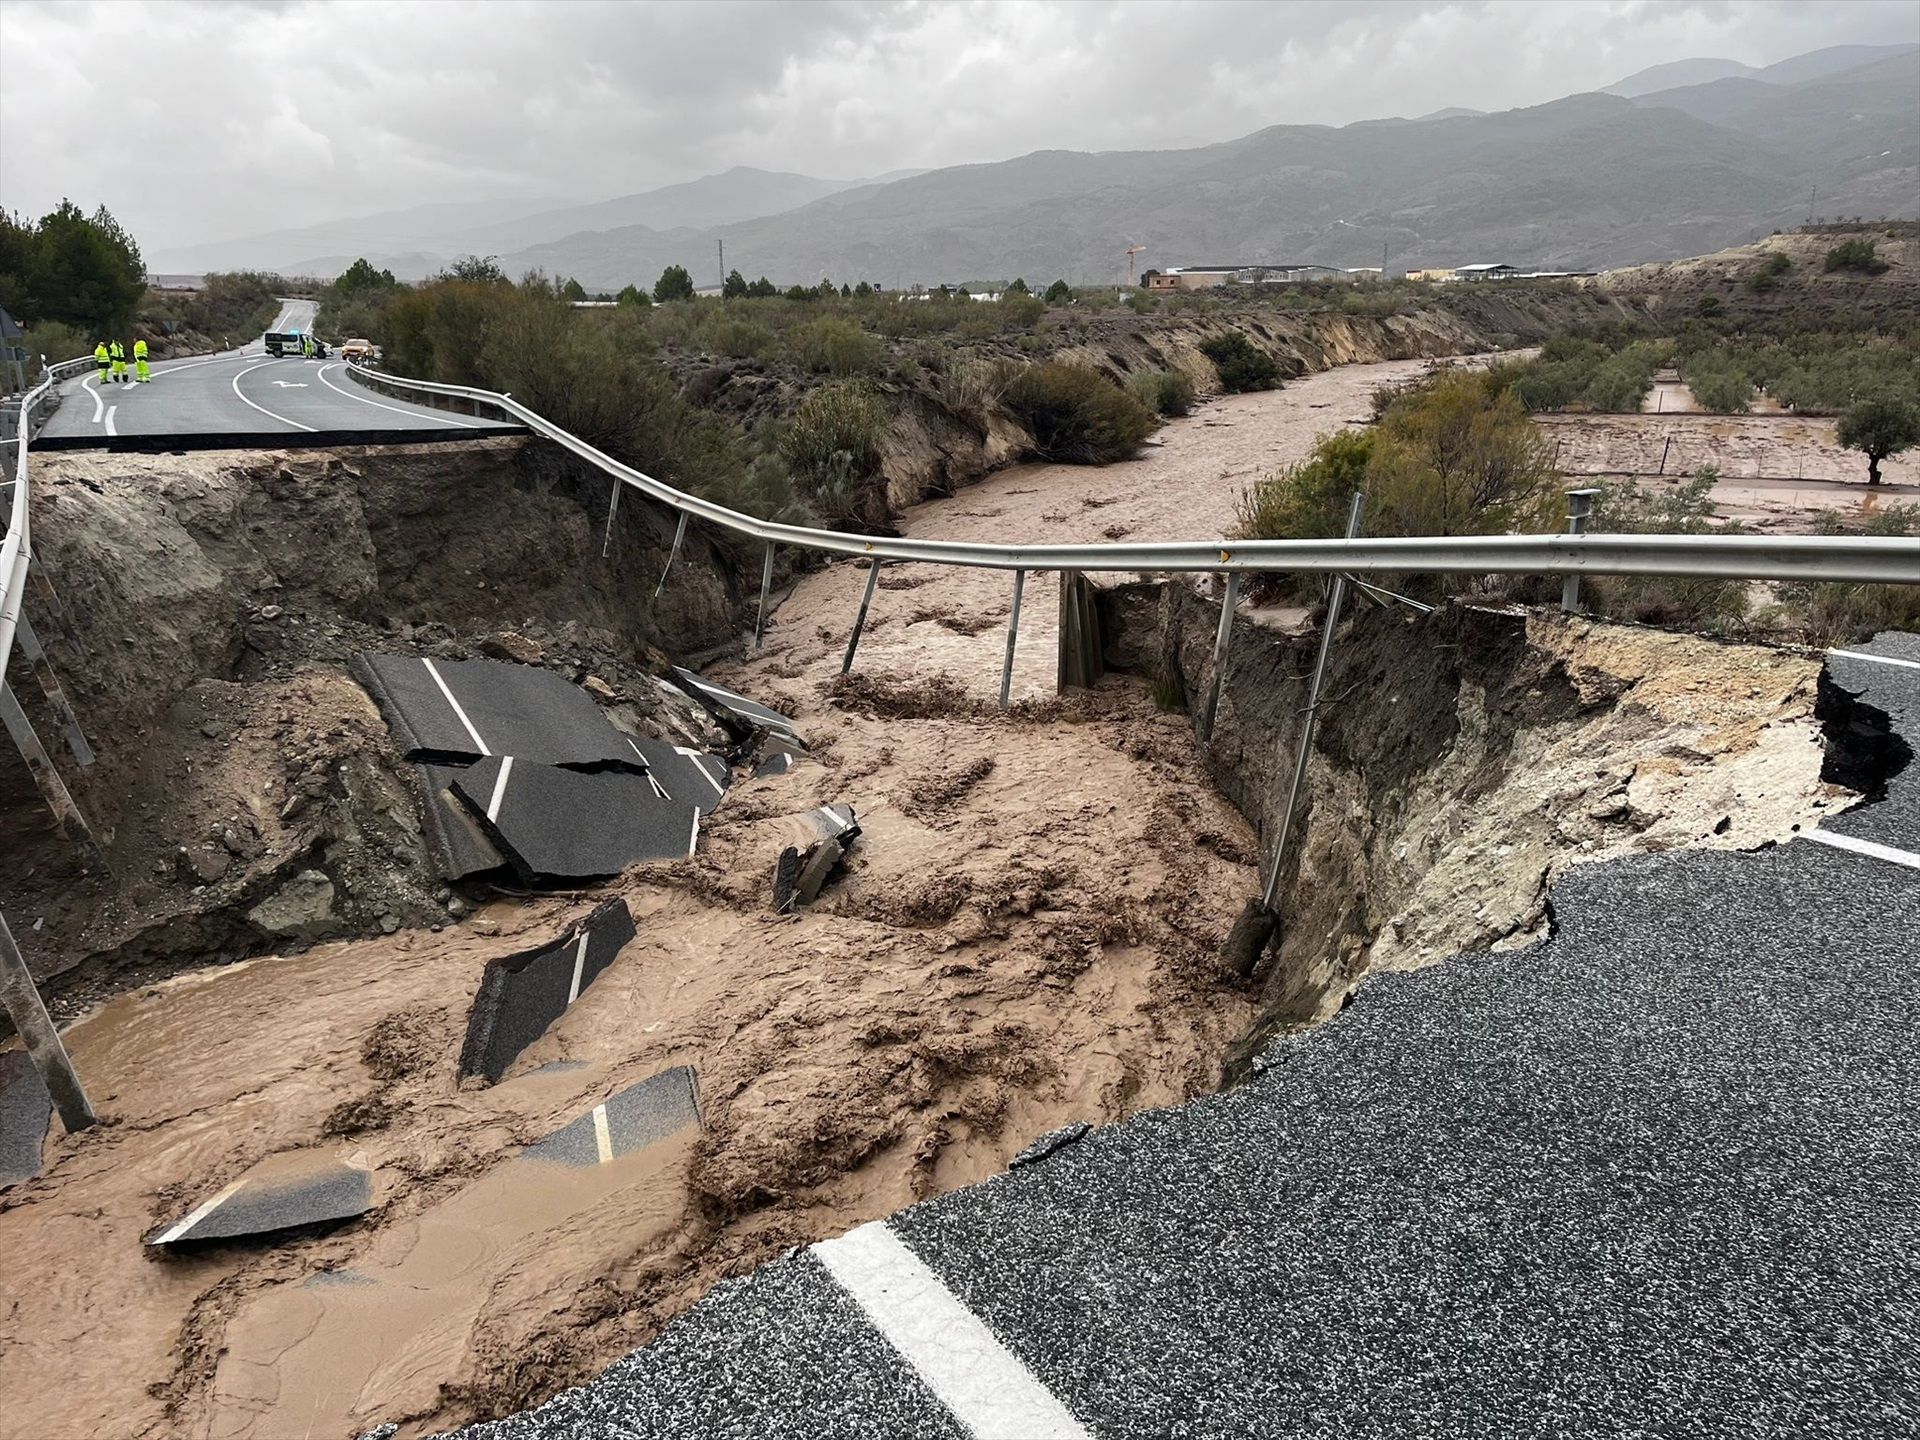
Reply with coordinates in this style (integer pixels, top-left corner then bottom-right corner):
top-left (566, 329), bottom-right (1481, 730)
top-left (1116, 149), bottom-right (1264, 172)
top-left (0, 355), bottom-right (1847, 1439)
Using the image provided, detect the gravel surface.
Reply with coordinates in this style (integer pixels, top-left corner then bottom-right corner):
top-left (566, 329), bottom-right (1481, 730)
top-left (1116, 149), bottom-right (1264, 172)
top-left (450, 642), bottom-right (1920, 1439)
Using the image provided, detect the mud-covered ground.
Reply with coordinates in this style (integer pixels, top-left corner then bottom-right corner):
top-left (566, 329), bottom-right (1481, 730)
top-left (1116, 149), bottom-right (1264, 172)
top-left (0, 354), bottom-right (1858, 1440)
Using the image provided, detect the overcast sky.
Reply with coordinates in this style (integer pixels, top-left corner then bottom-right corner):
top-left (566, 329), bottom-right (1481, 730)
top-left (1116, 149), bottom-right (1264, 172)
top-left (2, 0), bottom-right (1914, 253)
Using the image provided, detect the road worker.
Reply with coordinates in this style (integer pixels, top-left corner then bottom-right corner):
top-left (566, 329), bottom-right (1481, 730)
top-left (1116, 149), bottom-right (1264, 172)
top-left (133, 337), bottom-right (151, 383)
top-left (94, 341), bottom-right (109, 385)
top-left (108, 339), bottom-right (127, 385)
top-left (301, 332), bottom-right (314, 358)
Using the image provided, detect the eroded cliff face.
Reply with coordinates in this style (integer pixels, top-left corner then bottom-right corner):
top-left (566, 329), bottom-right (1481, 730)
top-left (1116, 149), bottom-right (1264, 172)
top-left (1100, 589), bottom-right (1842, 1070)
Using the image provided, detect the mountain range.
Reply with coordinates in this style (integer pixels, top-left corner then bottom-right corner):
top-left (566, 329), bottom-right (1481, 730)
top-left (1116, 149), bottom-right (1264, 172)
top-left (160, 42), bottom-right (1918, 287)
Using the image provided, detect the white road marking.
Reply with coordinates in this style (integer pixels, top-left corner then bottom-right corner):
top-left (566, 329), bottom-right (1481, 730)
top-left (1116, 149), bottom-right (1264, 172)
top-left (813, 1222), bottom-right (1091, 1440)
top-left (1802, 829), bottom-right (1920, 870)
top-left (688, 807), bottom-right (701, 856)
top-left (484, 754), bottom-right (515, 821)
top-left (674, 745), bottom-right (728, 797)
top-left (230, 360), bottom-right (317, 432)
top-left (316, 361), bottom-right (480, 427)
top-left (420, 657), bottom-right (491, 754)
top-left (566, 931), bottom-right (591, 1003)
top-left (1829, 648), bottom-right (1920, 672)
top-left (104, 404), bottom-right (116, 437)
top-left (85, 374), bottom-right (104, 423)
top-left (591, 1103), bottom-right (614, 1164)
top-left (270, 380), bottom-right (309, 388)
top-left (152, 1177), bottom-right (249, 1245)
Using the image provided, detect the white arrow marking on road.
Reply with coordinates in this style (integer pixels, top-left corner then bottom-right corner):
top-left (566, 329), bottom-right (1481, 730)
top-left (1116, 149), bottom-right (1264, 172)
top-left (271, 381), bottom-right (309, 388)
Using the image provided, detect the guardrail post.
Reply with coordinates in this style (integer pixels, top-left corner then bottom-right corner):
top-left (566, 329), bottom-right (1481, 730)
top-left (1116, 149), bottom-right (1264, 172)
top-left (1200, 572), bottom-right (1240, 742)
top-left (1000, 568), bottom-right (1026, 710)
top-left (754, 543), bottom-right (775, 649)
top-left (841, 559), bottom-right (882, 675)
top-left (1260, 492), bottom-right (1364, 913)
top-left (13, 612), bottom-right (93, 766)
top-left (0, 909), bottom-right (96, 1132)
top-left (0, 682), bottom-right (107, 875)
top-left (1561, 488), bottom-right (1601, 614)
top-left (599, 479), bottom-right (622, 558)
top-left (654, 511), bottom-right (688, 598)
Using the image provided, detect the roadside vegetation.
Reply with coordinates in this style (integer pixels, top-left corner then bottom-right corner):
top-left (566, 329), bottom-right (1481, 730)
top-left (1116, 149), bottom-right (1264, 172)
top-left (1496, 336), bottom-right (1665, 412)
top-left (0, 201), bottom-right (145, 373)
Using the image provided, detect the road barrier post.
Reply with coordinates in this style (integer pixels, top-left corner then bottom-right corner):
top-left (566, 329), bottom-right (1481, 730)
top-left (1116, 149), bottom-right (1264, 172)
top-left (1000, 569), bottom-right (1026, 711)
top-left (0, 682), bottom-right (107, 875)
top-left (653, 511), bottom-right (688, 599)
top-left (1261, 492), bottom-right (1365, 913)
top-left (13, 612), bottom-right (93, 766)
top-left (0, 909), bottom-right (95, 1133)
top-left (754, 543), bottom-right (775, 649)
top-left (599, 479), bottom-right (621, 559)
top-left (1201, 572), bottom-right (1240, 742)
top-left (841, 559), bottom-right (882, 675)
top-left (1561, 488), bottom-right (1601, 614)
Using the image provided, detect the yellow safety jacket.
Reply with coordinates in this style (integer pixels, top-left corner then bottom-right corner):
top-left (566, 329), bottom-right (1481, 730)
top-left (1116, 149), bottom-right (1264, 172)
top-left (109, 341), bottom-right (124, 360)
top-left (95, 345), bottom-right (109, 366)
top-left (134, 339), bottom-right (149, 359)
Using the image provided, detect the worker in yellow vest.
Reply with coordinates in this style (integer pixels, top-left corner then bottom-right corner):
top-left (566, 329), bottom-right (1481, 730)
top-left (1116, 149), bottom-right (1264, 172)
top-left (133, 338), bottom-right (151, 383)
top-left (108, 340), bottom-right (127, 385)
top-left (94, 341), bottom-right (110, 385)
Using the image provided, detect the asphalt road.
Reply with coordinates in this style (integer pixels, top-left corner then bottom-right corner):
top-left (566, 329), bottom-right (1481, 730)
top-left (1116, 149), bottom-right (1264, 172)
top-left (37, 299), bottom-right (518, 446)
top-left (451, 635), bottom-right (1920, 1440)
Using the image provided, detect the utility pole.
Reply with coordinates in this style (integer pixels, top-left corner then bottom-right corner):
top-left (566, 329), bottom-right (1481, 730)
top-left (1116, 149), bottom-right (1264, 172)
top-left (1807, 186), bottom-right (1816, 225)
top-left (717, 238), bottom-right (725, 294)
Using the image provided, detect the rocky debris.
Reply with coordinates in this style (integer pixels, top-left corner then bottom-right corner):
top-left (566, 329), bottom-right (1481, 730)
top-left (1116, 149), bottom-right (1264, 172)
top-left (479, 631), bottom-right (544, 666)
top-left (246, 869), bottom-right (338, 941)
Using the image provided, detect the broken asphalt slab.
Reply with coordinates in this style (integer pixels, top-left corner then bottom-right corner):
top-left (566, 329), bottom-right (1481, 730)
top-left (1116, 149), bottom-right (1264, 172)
top-left (0, 1050), bottom-right (52, 1188)
top-left (668, 666), bottom-right (803, 747)
top-left (452, 757), bottom-right (701, 883)
top-left (416, 761), bottom-right (511, 881)
top-left (770, 805), bottom-right (861, 912)
top-left (146, 1151), bottom-right (377, 1247)
top-left (353, 654), bottom-right (646, 770)
top-left (460, 898), bottom-right (637, 1083)
top-left (1818, 631), bottom-right (1920, 857)
top-left (622, 735), bottom-right (730, 814)
top-left (521, 1066), bottom-right (701, 1168)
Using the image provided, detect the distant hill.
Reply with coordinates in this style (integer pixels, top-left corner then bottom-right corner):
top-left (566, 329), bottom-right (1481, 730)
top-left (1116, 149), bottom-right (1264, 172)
top-left (1605, 42), bottom-right (1917, 96)
top-left (1604, 57), bottom-right (1752, 97)
top-left (494, 49), bottom-right (1919, 289)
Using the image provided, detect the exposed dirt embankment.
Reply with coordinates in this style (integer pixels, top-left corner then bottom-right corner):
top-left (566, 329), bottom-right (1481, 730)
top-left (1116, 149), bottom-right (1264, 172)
top-left (1102, 592), bottom-right (1842, 1068)
top-left (3, 438), bottom-right (753, 1000)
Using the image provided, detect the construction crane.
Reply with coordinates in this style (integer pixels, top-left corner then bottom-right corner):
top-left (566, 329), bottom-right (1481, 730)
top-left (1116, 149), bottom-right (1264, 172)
top-left (1125, 244), bottom-right (1145, 287)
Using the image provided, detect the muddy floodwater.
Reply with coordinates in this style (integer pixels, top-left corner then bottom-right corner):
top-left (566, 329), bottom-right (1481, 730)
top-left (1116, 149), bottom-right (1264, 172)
top-left (0, 351), bottom-right (1866, 1439)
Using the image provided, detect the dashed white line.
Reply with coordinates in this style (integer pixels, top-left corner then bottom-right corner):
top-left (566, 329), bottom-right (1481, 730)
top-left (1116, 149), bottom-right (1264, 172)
top-left (230, 359), bottom-right (317, 432)
top-left (316, 361), bottom-right (480, 428)
top-left (1829, 648), bottom-right (1920, 672)
top-left (485, 754), bottom-right (515, 821)
top-left (591, 1103), bottom-right (614, 1164)
top-left (104, 404), bottom-right (117, 437)
top-left (151, 1178), bottom-right (248, 1246)
top-left (674, 744), bottom-right (728, 797)
top-left (813, 1223), bottom-right (1091, 1440)
top-left (1802, 830), bottom-right (1920, 870)
top-left (420, 657), bottom-right (491, 755)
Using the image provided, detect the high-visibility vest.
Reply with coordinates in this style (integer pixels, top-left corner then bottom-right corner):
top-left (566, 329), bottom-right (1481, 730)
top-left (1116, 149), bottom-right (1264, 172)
top-left (95, 345), bottom-right (108, 365)
top-left (109, 342), bottom-right (124, 360)
top-left (134, 339), bottom-right (149, 359)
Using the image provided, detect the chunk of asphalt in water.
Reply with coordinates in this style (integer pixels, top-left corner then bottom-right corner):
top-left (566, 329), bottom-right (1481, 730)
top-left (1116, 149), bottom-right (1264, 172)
top-left (146, 1151), bottom-right (376, 1247)
top-left (353, 653), bottom-right (646, 770)
top-left (414, 761), bottom-right (510, 881)
top-left (667, 665), bottom-right (804, 748)
top-left (451, 757), bottom-right (700, 883)
top-left (1009, 1121), bottom-right (1091, 1169)
top-left (772, 805), bottom-right (861, 912)
top-left (521, 1066), bottom-right (702, 1168)
top-left (459, 897), bottom-right (637, 1083)
top-left (0, 1050), bottom-right (53, 1188)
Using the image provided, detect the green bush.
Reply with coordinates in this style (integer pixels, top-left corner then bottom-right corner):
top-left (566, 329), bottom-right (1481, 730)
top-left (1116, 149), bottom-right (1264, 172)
top-left (711, 316), bottom-right (774, 360)
top-left (1198, 331), bottom-right (1281, 392)
top-left (20, 319), bottom-right (91, 375)
top-left (1001, 362), bottom-right (1154, 463)
top-left (1043, 279), bottom-right (1073, 303)
top-left (1128, 368), bottom-right (1195, 417)
top-left (653, 264), bottom-right (696, 303)
top-left (1580, 471), bottom-right (1750, 630)
top-left (1824, 238), bottom-right (1888, 274)
top-left (1501, 336), bottom-right (1661, 413)
top-left (791, 316), bottom-right (885, 376)
top-left (1776, 506), bottom-right (1920, 644)
top-left (1235, 428), bottom-right (1374, 547)
top-left (780, 383), bottom-right (886, 525)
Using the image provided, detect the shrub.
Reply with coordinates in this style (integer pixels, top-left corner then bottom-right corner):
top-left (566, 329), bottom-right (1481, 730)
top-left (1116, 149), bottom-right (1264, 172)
top-left (616, 284), bottom-right (650, 308)
top-left (1837, 397), bottom-right (1920, 485)
top-left (1824, 238), bottom-right (1888, 274)
top-left (1696, 294), bottom-right (1723, 317)
top-left (1235, 428), bottom-right (1374, 546)
top-left (1580, 471), bottom-right (1749, 630)
top-left (780, 383), bottom-right (887, 525)
top-left (1043, 279), bottom-right (1073, 303)
top-left (1776, 506), bottom-right (1920, 645)
top-left (791, 316), bottom-right (884, 375)
top-left (1128, 368), bottom-right (1195, 417)
top-left (1198, 332), bottom-right (1281, 392)
top-left (711, 316), bottom-right (774, 360)
top-left (1500, 336), bottom-right (1660, 413)
top-left (20, 319), bottom-right (91, 375)
top-left (1001, 362), bottom-right (1154, 463)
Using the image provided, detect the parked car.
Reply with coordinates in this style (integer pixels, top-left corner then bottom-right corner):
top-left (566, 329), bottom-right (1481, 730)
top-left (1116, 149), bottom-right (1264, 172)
top-left (341, 338), bottom-right (379, 362)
